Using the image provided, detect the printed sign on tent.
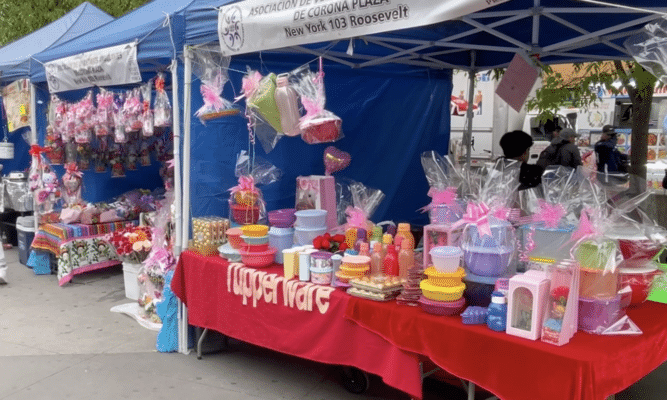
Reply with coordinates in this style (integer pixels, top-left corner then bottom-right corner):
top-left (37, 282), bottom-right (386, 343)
top-left (1, 78), bottom-right (30, 132)
top-left (218, 0), bottom-right (510, 56)
top-left (44, 42), bottom-right (142, 93)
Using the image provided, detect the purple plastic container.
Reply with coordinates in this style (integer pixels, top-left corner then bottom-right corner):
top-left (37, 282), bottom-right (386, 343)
top-left (461, 306), bottom-right (488, 324)
top-left (578, 295), bottom-right (621, 332)
top-left (268, 208), bottom-right (296, 228)
top-left (462, 244), bottom-right (513, 277)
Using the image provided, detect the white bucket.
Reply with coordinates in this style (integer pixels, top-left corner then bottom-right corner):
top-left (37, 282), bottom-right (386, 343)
top-left (0, 142), bottom-right (14, 159)
top-left (122, 262), bottom-right (141, 300)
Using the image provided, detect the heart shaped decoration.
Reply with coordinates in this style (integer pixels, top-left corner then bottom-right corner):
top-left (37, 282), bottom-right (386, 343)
top-left (323, 146), bottom-right (351, 175)
top-left (63, 176), bottom-right (81, 195)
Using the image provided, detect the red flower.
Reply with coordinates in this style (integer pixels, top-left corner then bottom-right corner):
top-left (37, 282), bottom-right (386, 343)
top-left (313, 236), bottom-right (323, 249)
top-left (321, 239), bottom-right (330, 249)
top-left (324, 232), bottom-right (331, 240)
top-left (332, 234), bottom-right (345, 243)
top-left (339, 242), bottom-right (348, 251)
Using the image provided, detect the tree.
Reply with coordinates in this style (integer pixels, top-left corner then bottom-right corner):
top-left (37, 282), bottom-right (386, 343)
top-left (525, 61), bottom-right (657, 180)
top-left (0, 0), bottom-right (149, 46)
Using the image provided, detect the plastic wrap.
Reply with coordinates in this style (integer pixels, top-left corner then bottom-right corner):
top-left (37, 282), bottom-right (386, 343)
top-left (228, 175), bottom-right (265, 226)
top-left (123, 88), bottom-right (143, 133)
top-left (109, 143), bottom-right (126, 178)
top-left (73, 91), bottom-right (94, 144)
top-left (625, 18), bottom-right (667, 84)
top-left (140, 80), bottom-right (154, 137)
top-left (113, 92), bottom-right (127, 143)
top-left (153, 72), bottom-right (172, 128)
top-left (62, 162), bottom-right (83, 206)
top-left (45, 96), bottom-right (65, 165)
top-left (192, 45), bottom-right (237, 124)
top-left (456, 159), bottom-right (520, 278)
top-left (236, 70), bottom-right (283, 153)
top-left (291, 59), bottom-right (343, 145)
top-left (335, 179), bottom-right (385, 229)
top-left (420, 151), bottom-right (465, 224)
top-left (234, 150), bottom-right (282, 186)
top-left (95, 88), bottom-right (114, 137)
top-left (2, 176), bottom-right (32, 212)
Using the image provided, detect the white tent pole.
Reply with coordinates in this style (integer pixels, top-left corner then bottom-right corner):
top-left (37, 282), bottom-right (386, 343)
top-left (30, 83), bottom-right (38, 229)
top-left (172, 60), bottom-right (182, 259)
top-left (463, 50), bottom-right (477, 169)
top-left (182, 46), bottom-right (192, 252)
top-left (177, 46), bottom-right (193, 355)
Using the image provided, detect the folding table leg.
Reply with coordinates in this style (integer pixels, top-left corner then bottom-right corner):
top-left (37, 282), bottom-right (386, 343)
top-left (196, 328), bottom-right (208, 360)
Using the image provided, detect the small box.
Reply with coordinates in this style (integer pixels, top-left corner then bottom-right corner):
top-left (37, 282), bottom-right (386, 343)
top-left (423, 224), bottom-right (464, 267)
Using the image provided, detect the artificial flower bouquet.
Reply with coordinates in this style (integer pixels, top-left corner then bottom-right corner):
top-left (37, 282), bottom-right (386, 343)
top-left (107, 226), bottom-right (153, 264)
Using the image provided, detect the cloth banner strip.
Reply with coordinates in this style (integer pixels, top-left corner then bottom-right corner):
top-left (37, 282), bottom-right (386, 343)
top-left (218, 0), bottom-right (510, 56)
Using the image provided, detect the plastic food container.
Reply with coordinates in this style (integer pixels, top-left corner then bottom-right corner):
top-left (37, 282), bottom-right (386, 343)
top-left (241, 224), bottom-right (269, 237)
top-left (294, 226), bottom-right (327, 246)
top-left (239, 247), bottom-right (277, 268)
top-left (429, 201), bottom-right (465, 224)
top-left (268, 209), bottom-right (296, 228)
top-left (418, 296), bottom-right (466, 316)
top-left (420, 280), bottom-right (466, 302)
top-left (301, 116), bottom-right (342, 144)
top-left (230, 203), bottom-right (260, 225)
top-left (579, 267), bottom-right (619, 299)
top-left (461, 306), bottom-right (488, 324)
top-left (241, 234), bottom-right (269, 245)
top-left (619, 265), bottom-right (661, 306)
top-left (218, 243), bottom-right (242, 262)
top-left (462, 244), bottom-right (513, 277)
top-left (225, 228), bottom-right (244, 249)
top-left (430, 246), bottom-right (463, 273)
top-left (465, 217), bottom-right (513, 248)
top-left (424, 266), bottom-right (466, 287)
top-left (574, 240), bottom-right (617, 270)
top-left (294, 209), bottom-right (328, 228)
top-left (521, 223), bottom-right (575, 262)
top-left (578, 295), bottom-right (621, 332)
top-left (240, 243), bottom-right (269, 253)
top-left (310, 266), bottom-right (333, 285)
top-left (269, 227), bottom-right (295, 264)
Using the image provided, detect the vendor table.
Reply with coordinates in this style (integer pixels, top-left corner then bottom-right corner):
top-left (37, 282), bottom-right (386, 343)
top-left (30, 221), bottom-right (137, 285)
top-left (171, 251), bottom-right (425, 399)
top-left (345, 295), bottom-right (667, 400)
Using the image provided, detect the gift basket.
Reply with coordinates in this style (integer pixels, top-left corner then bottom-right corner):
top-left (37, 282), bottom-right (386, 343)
top-left (420, 151), bottom-right (465, 224)
top-left (140, 80), bottom-right (154, 137)
top-left (191, 45), bottom-right (238, 123)
top-left (61, 162), bottom-right (83, 207)
top-left (228, 176), bottom-right (263, 226)
top-left (153, 72), bottom-right (172, 128)
top-left (456, 159), bottom-right (520, 278)
top-left (335, 179), bottom-right (385, 234)
top-left (291, 58), bottom-right (343, 145)
top-left (29, 145), bottom-right (61, 215)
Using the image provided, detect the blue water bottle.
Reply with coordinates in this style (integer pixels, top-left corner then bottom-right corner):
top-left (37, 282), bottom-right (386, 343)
top-left (486, 291), bottom-right (508, 332)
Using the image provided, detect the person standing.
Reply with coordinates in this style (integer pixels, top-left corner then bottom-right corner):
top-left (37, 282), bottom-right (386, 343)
top-left (474, 90), bottom-right (483, 115)
top-left (536, 128), bottom-right (582, 169)
top-left (499, 130), bottom-right (543, 190)
top-left (594, 125), bottom-right (628, 174)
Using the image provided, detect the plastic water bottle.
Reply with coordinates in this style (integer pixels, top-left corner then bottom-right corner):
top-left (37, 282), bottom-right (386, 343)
top-left (486, 291), bottom-right (508, 332)
top-left (274, 73), bottom-right (301, 136)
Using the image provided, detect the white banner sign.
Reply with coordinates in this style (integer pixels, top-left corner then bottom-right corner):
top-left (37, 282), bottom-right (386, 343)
top-left (44, 42), bottom-right (142, 93)
top-left (218, 0), bottom-right (510, 56)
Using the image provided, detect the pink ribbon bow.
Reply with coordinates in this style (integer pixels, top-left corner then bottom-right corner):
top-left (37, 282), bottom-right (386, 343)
top-left (65, 162), bottom-right (83, 178)
top-left (420, 186), bottom-right (457, 213)
top-left (97, 92), bottom-right (114, 109)
top-left (346, 206), bottom-right (367, 229)
top-left (301, 57), bottom-right (326, 123)
top-left (236, 71), bottom-right (262, 102)
top-left (229, 175), bottom-right (259, 195)
top-left (569, 209), bottom-right (599, 245)
top-left (201, 83), bottom-right (225, 112)
top-left (453, 202), bottom-right (493, 238)
top-left (534, 200), bottom-right (566, 229)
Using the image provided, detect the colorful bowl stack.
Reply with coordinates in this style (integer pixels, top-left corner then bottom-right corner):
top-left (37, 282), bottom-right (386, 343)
top-left (335, 255), bottom-right (371, 284)
top-left (293, 209), bottom-right (328, 246)
top-left (238, 225), bottom-right (277, 268)
top-left (419, 246), bottom-right (466, 315)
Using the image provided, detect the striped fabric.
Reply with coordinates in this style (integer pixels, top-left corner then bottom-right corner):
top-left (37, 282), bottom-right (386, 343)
top-left (31, 221), bottom-right (138, 256)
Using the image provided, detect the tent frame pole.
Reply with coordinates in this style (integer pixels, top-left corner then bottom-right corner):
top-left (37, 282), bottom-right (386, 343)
top-left (463, 51), bottom-right (477, 169)
top-left (30, 83), bottom-right (38, 230)
top-left (177, 46), bottom-right (193, 355)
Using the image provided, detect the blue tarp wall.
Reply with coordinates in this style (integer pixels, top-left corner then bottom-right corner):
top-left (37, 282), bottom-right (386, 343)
top-left (189, 57), bottom-right (451, 226)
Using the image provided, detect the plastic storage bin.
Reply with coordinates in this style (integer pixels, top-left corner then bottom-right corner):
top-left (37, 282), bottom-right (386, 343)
top-left (294, 209), bottom-right (328, 228)
top-left (269, 227), bottom-right (294, 264)
top-left (462, 245), bottom-right (513, 277)
top-left (520, 223), bottom-right (575, 262)
top-left (578, 295), bottom-right (621, 332)
top-left (123, 262), bottom-right (141, 300)
top-left (429, 246), bottom-right (463, 273)
top-left (294, 226), bottom-right (327, 246)
top-left (16, 216), bottom-right (35, 266)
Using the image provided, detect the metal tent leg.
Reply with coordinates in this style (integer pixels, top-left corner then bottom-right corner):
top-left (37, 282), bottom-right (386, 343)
top-left (196, 328), bottom-right (208, 360)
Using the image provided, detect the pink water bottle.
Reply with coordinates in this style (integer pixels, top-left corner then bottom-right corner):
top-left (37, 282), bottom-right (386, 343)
top-left (274, 73), bottom-right (301, 136)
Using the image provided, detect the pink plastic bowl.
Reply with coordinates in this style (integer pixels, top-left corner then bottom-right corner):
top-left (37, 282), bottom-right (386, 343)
top-left (226, 228), bottom-right (244, 249)
top-left (231, 204), bottom-right (260, 225)
top-left (418, 296), bottom-right (466, 316)
top-left (240, 243), bottom-right (269, 253)
top-left (239, 247), bottom-right (277, 268)
top-left (619, 266), bottom-right (661, 306)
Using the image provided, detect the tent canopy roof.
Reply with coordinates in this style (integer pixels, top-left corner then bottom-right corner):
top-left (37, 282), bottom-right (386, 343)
top-left (0, 2), bottom-right (113, 82)
top-left (185, 0), bottom-right (667, 72)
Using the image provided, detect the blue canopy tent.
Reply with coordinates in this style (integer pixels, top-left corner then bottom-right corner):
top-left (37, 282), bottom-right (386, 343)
top-left (0, 2), bottom-right (113, 175)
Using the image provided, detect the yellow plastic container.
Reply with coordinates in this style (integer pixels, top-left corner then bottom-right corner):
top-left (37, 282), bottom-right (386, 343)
top-left (424, 266), bottom-right (466, 287)
top-left (241, 224), bottom-right (269, 238)
top-left (420, 280), bottom-right (466, 302)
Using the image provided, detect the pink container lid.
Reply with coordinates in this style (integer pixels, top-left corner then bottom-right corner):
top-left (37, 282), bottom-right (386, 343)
top-left (341, 255), bottom-right (371, 264)
top-left (238, 247), bottom-right (277, 257)
top-left (311, 251), bottom-right (333, 260)
top-left (619, 265), bottom-right (659, 275)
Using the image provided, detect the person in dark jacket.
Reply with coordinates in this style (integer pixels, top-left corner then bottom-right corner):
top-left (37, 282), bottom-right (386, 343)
top-left (499, 130), bottom-right (543, 190)
top-left (536, 128), bottom-right (582, 169)
top-left (595, 125), bottom-right (627, 173)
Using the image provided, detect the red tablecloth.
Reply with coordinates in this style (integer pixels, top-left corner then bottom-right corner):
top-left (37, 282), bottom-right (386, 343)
top-left (345, 296), bottom-right (667, 400)
top-left (171, 251), bottom-right (424, 399)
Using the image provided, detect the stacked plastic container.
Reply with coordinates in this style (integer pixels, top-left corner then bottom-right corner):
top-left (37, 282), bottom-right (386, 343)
top-left (268, 209), bottom-right (296, 264)
top-left (461, 217), bottom-right (516, 307)
top-left (293, 209), bottom-right (327, 246)
top-left (238, 225), bottom-right (276, 268)
top-left (418, 246), bottom-right (466, 315)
